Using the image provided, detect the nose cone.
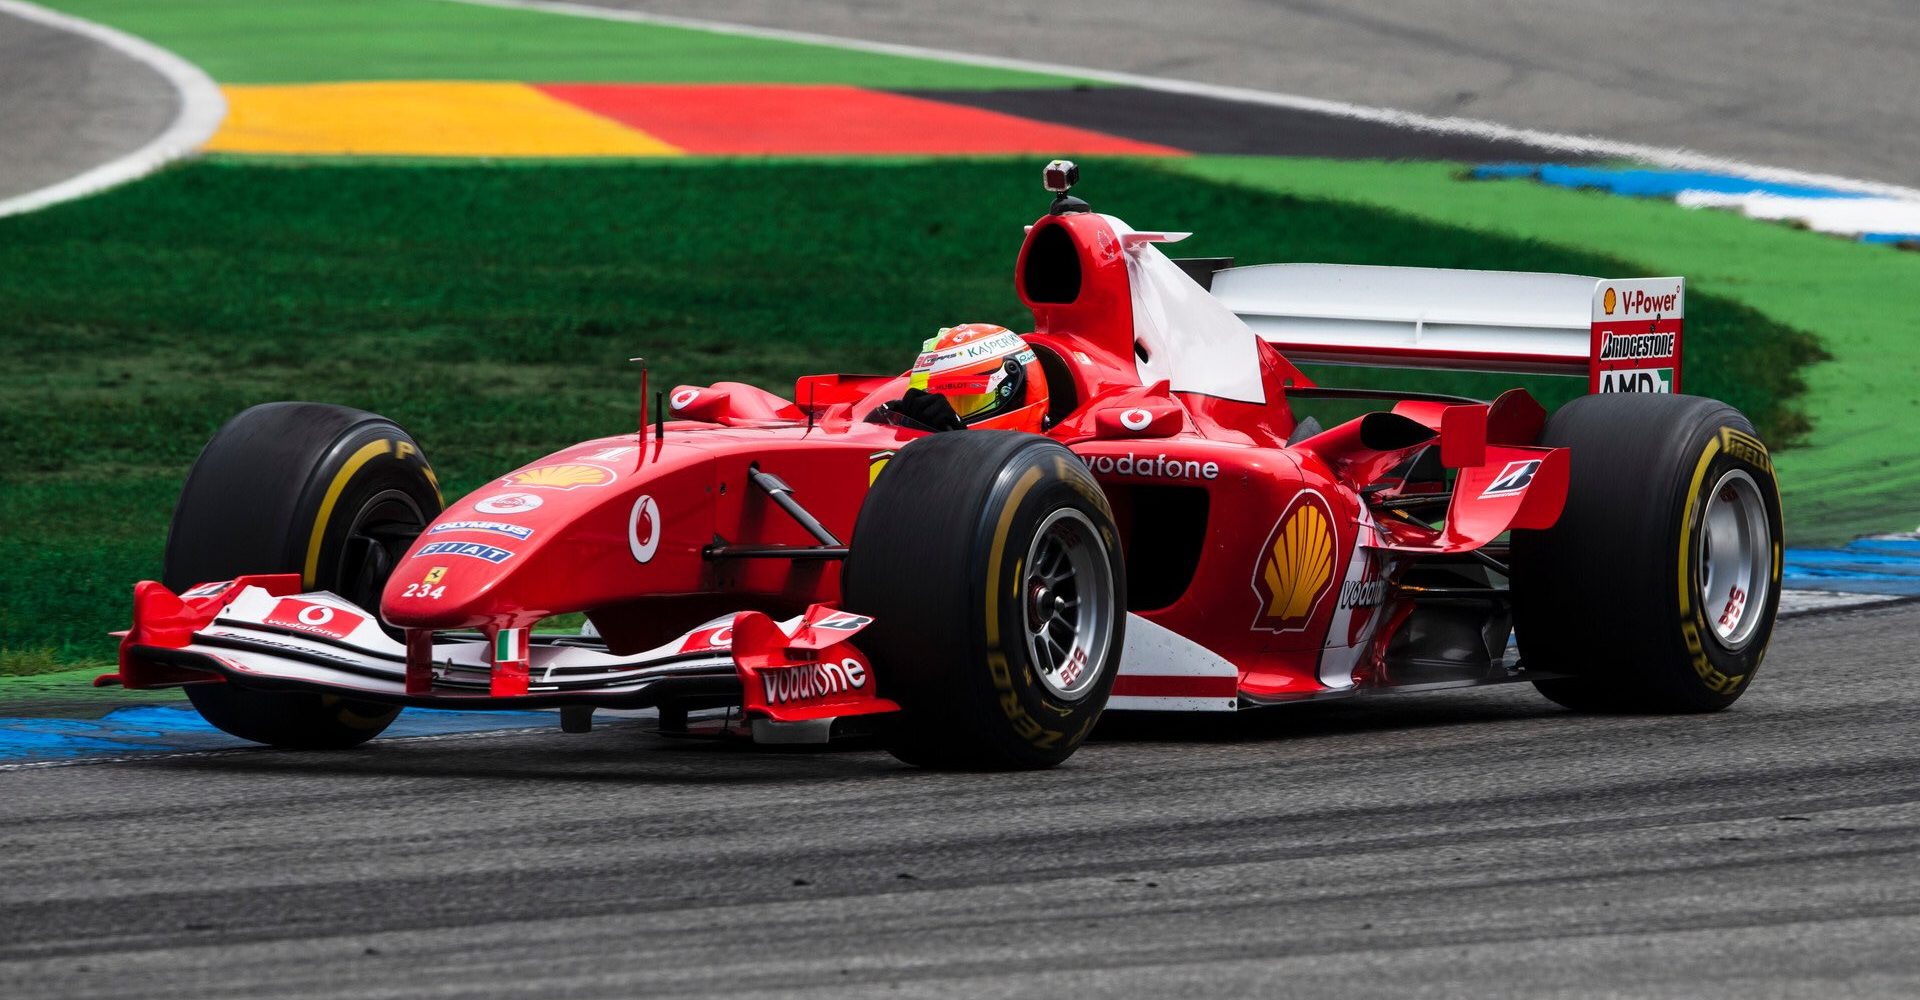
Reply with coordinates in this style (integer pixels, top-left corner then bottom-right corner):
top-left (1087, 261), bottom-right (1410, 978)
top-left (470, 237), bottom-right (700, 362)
top-left (374, 435), bottom-right (698, 631)
top-left (380, 537), bottom-right (518, 630)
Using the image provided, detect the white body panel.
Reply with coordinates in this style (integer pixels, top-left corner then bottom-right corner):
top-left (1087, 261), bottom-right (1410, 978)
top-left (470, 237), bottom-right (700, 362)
top-left (1107, 214), bottom-right (1267, 405)
top-left (1210, 263), bottom-right (1598, 374)
top-left (1109, 613), bottom-right (1241, 712)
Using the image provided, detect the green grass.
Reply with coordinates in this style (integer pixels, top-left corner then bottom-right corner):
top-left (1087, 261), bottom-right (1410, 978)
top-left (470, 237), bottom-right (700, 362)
top-left (1173, 156), bottom-right (1920, 544)
top-left (0, 157), bottom-right (1818, 673)
top-left (0, 668), bottom-right (185, 713)
top-left (34, 0), bottom-right (1907, 552)
top-left (0, 648), bottom-right (80, 678)
top-left (40, 0), bottom-right (1075, 87)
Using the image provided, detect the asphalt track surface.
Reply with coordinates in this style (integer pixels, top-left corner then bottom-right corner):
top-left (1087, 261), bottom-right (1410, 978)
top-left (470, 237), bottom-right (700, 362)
top-left (574, 0), bottom-right (1920, 189)
top-left (9, 0), bottom-right (1920, 201)
top-left (0, 4), bottom-right (175, 203)
top-left (4, 601), bottom-right (1918, 999)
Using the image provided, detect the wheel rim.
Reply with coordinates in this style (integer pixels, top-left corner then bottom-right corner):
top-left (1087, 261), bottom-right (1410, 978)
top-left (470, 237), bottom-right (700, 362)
top-left (1697, 469), bottom-right (1771, 651)
top-left (336, 488), bottom-right (427, 613)
top-left (1022, 508), bottom-right (1116, 701)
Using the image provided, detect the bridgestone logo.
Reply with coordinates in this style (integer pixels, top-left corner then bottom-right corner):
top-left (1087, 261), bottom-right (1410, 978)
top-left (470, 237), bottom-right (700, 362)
top-left (761, 658), bottom-right (868, 705)
top-left (1598, 332), bottom-right (1675, 361)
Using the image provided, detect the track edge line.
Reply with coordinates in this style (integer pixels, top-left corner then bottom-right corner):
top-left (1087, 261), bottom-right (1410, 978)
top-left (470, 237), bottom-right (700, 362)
top-left (0, 0), bottom-right (226, 219)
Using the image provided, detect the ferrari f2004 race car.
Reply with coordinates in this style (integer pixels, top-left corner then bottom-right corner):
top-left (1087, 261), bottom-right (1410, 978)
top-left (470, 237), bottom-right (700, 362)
top-left (110, 162), bottom-right (1783, 769)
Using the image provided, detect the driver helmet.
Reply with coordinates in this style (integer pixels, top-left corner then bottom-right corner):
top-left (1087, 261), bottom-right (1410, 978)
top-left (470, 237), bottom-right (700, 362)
top-left (909, 324), bottom-right (1051, 432)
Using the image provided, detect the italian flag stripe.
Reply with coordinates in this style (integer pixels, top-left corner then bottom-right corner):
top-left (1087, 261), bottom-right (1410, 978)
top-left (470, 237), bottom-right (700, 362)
top-left (495, 627), bottom-right (527, 663)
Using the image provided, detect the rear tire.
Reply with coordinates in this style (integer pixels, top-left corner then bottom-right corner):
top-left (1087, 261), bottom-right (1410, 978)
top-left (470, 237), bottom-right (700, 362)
top-left (843, 432), bottom-right (1125, 770)
top-left (166, 402), bottom-right (442, 749)
top-left (1511, 394), bottom-right (1782, 712)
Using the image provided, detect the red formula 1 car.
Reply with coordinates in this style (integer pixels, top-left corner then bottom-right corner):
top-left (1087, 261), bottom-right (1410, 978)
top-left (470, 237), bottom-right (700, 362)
top-left (111, 161), bottom-right (1784, 769)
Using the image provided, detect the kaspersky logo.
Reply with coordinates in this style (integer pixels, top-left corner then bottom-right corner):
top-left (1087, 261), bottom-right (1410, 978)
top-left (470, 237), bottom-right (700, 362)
top-left (1251, 490), bottom-right (1338, 632)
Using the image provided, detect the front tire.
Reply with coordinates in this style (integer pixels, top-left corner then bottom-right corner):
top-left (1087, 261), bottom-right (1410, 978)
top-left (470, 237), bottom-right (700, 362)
top-left (843, 432), bottom-right (1125, 770)
top-left (1511, 394), bottom-right (1783, 712)
top-left (166, 402), bottom-right (442, 748)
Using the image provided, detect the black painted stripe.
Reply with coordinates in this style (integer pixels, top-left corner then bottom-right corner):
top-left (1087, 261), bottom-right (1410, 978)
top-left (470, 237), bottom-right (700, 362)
top-left (901, 87), bottom-right (1587, 161)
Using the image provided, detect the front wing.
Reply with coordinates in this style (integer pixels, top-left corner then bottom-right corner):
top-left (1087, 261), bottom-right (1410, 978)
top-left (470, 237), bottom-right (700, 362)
top-left (110, 576), bottom-right (900, 722)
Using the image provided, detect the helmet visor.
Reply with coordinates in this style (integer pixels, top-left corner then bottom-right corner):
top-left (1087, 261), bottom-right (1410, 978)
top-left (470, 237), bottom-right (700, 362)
top-left (943, 392), bottom-right (1001, 421)
top-left (937, 359), bottom-right (1026, 423)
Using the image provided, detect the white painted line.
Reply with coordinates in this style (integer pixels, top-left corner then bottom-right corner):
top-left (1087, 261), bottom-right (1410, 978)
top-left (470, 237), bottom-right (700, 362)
top-left (442, 0), bottom-right (1920, 203)
top-left (1777, 590), bottom-right (1904, 617)
top-left (0, 0), bottom-right (225, 219)
top-left (1674, 191), bottom-right (1920, 238)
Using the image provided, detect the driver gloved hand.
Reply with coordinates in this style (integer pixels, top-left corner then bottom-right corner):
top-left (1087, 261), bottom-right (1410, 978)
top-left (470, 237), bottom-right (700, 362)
top-left (886, 388), bottom-right (966, 432)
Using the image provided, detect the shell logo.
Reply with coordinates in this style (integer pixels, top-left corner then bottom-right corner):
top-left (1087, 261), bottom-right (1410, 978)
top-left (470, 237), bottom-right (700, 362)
top-left (502, 463), bottom-right (615, 491)
top-left (1251, 490), bottom-right (1338, 632)
top-left (1603, 287), bottom-right (1618, 315)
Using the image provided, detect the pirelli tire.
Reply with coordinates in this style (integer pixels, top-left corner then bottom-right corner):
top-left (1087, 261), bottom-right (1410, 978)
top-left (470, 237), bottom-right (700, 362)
top-left (843, 431), bottom-right (1125, 770)
top-left (164, 402), bottom-right (443, 749)
top-left (1511, 394), bottom-right (1783, 713)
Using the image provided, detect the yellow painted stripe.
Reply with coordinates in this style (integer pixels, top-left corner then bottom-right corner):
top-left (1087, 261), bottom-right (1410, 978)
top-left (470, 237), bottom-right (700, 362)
top-left (304, 439), bottom-right (393, 587)
top-left (208, 82), bottom-right (683, 157)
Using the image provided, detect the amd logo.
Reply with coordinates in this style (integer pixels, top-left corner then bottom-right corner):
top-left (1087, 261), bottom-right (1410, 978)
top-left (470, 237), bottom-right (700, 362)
top-left (1599, 368), bottom-right (1673, 394)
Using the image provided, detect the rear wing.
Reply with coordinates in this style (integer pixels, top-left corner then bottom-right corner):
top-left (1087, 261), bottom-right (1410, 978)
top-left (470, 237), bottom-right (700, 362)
top-left (1207, 264), bottom-right (1684, 394)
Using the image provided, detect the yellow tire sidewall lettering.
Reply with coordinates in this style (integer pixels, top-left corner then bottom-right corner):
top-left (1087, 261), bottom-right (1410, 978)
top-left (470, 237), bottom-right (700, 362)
top-left (1676, 431), bottom-right (1759, 697)
top-left (302, 438), bottom-right (393, 588)
top-left (983, 463), bottom-right (1069, 751)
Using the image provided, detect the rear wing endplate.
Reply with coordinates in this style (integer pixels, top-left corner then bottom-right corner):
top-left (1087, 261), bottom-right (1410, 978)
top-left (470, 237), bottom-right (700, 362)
top-left (1207, 264), bottom-right (1684, 394)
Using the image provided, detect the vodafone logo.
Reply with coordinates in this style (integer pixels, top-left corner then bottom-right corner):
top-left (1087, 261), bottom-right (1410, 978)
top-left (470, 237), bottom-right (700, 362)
top-left (262, 598), bottom-right (366, 641)
top-left (476, 493), bottom-right (543, 515)
top-left (1082, 452), bottom-right (1219, 481)
top-left (1119, 408), bottom-right (1152, 431)
top-left (629, 494), bottom-right (662, 563)
top-left (671, 388), bottom-right (700, 410)
top-left (761, 658), bottom-right (869, 706)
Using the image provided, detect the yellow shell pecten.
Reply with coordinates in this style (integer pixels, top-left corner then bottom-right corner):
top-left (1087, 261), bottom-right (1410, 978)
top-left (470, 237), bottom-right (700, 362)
top-left (509, 463), bottom-right (610, 489)
top-left (1263, 500), bottom-right (1334, 623)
